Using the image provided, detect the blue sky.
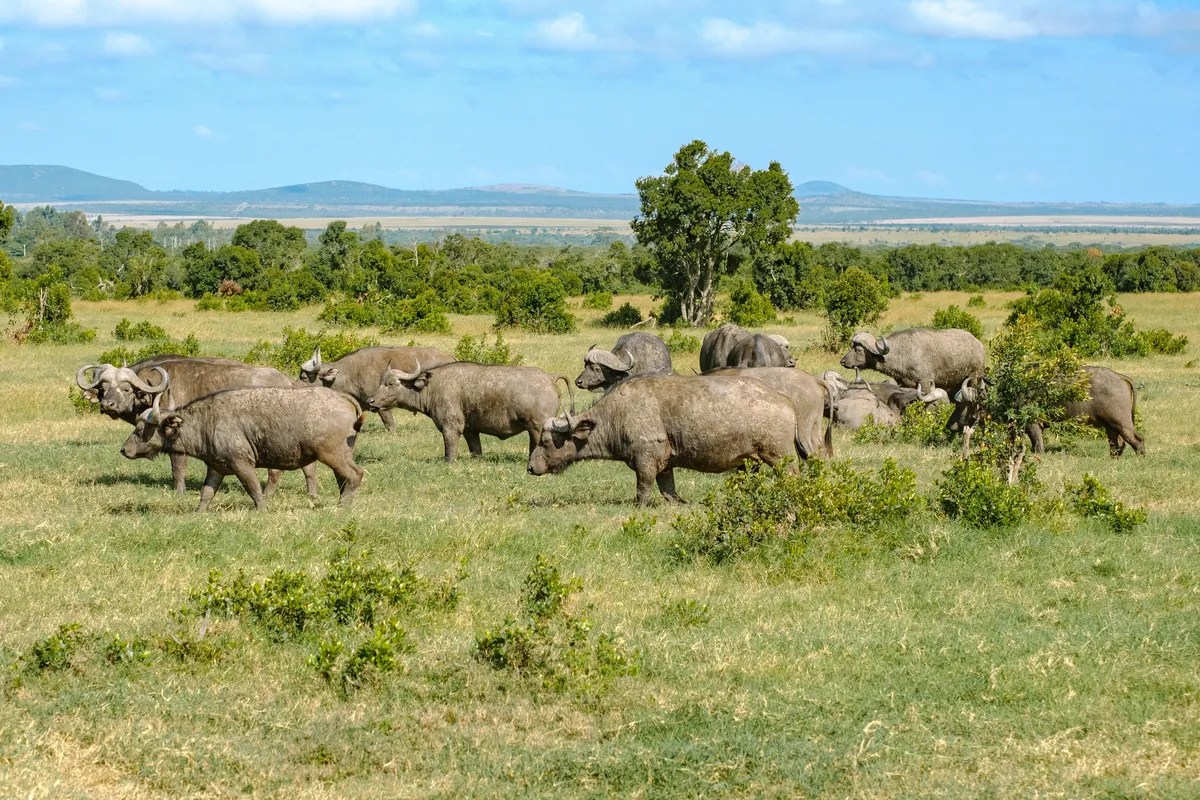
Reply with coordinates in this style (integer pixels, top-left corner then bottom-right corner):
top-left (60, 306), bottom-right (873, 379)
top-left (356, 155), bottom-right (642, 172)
top-left (0, 0), bottom-right (1198, 202)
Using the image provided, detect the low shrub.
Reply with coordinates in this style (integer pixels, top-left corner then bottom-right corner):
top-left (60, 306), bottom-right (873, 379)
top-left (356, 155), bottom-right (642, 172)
top-left (725, 281), bottom-right (777, 327)
top-left (310, 619), bottom-right (414, 698)
top-left (380, 290), bottom-right (451, 335)
top-left (598, 302), bottom-right (643, 328)
top-left (967, 295), bottom-right (987, 308)
top-left (935, 458), bottom-right (1034, 529)
top-left (669, 459), bottom-right (923, 564)
top-left (1139, 328), bottom-right (1188, 355)
top-left (244, 327), bottom-right (379, 374)
top-left (474, 555), bottom-right (639, 693)
top-left (660, 329), bottom-right (701, 354)
top-left (582, 292), bottom-right (613, 310)
top-left (453, 333), bottom-right (523, 365)
top-left (114, 318), bottom-right (168, 341)
top-left (22, 623), bottom-right (88, 674)
top-left (318, 295), bottom-right (379, 328)
top-left (619, 514), bottom-right (656, 538)
top-left (494, 269), bottom-right (576, 334)
top-left (932, 305), bottom-right (984, 340)
top-left (98, 332), bottom-right (201, 366)
top-left (655, 596), bottom-right (711, 629)
top-left (1064, 474), bottom-right (1147, 533)
top-left (854, 402), bottom-right (954, 447)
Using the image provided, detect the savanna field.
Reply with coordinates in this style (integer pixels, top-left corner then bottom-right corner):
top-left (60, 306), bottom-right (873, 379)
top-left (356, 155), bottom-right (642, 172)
top-left (1, 292), bottom-right (1198, 798)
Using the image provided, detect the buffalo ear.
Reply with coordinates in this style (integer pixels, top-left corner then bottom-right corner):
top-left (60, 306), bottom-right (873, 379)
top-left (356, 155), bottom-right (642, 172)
top-left (319, 368), bottom-right (339, 386)
top-left (160, 413), bottom-right (184, 436)
top-left (413, 371), bottom-right (432, 391)
top-left (572, 419), bottom-right (597, 440)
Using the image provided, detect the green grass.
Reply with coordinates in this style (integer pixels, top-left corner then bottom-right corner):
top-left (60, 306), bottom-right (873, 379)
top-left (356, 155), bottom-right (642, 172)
top-left (1, 292), bottom-right (1198, 797)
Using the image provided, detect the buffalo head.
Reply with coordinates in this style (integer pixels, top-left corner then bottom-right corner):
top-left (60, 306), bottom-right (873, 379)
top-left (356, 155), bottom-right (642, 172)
top-left (839, 332), bottom-right (890, 372)
top-left (575, 344), bottom-right (634, 391)
top-left (528, 414), bottom-right (595, 476)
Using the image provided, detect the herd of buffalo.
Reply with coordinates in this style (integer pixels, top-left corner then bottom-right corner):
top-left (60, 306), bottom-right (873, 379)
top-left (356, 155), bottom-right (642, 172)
top-left (74, 322), bottom-right (1145, 509)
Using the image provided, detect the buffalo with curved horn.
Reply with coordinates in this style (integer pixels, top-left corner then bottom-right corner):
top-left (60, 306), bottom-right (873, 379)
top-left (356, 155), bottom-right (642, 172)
top-left (574, 333), bottom-right (672, 393)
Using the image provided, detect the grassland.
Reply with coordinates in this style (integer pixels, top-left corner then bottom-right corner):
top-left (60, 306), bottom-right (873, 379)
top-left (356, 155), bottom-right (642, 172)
top-left (1, 292), bottom-right (1198, 798)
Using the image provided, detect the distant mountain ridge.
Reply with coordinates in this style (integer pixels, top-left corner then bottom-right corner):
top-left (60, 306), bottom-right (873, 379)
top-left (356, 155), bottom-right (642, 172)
top-left (3, 165), bottom-right (1199, 224)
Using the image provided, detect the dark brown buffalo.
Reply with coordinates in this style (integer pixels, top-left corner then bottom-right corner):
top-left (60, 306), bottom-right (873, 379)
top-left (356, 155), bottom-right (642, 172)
top-left (705, 367), bottom-right (831, 457)
top-left (77, 356), bottom-right (297, 492)
top-left (368, 361), bottom-right (573, 461)
top-left (726, 333), bottom-right (796, 368)
top-left (575, 332), bottom-right (673, 392)
top-left (949, 366), bottom-right (1146, 456)
top-left (122, 387), bottom-right (364, 511)
top-left (840, 327), bottom-right (985, 391)
top-left (299, 346), bottom-right (455, 430)
top-left (699, 324), bottom-right (749, 372)
top-left (527, 375), bottom-right (805, 505)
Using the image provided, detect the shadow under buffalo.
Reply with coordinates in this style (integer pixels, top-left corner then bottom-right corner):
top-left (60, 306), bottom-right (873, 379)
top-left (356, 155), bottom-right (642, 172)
top-left (82, 472), bottom-right (196, 490)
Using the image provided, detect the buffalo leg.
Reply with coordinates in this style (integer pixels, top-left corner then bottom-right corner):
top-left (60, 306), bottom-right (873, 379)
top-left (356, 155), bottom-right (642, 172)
top-left (302, 463), bottom-right (319, 497)
top-left (233, 465), bottom-right (266, 511)
top-left (328, 454), bottom-right (364, 508)
top-left (465, 430), bottom-right (483, 458)
top-left (655, 470), bottom-right (685, 504)
top-left (1026, 424), bottom-right (1046, 454)
top-left (1108, 430), bottom-right (1125, 457)
top-left (440, 424), bottom-right (462, 462)
top-left (264, 469), bottom-right (283, 498)
top-left (378, 407), bottom-right (396, 433)
top-left (170, 453), bottom-right (188, 493)
top-left (197, 468), bottom-right (225, 512)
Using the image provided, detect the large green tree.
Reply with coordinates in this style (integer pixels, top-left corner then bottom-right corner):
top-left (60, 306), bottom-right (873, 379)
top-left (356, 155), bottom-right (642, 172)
top-left (632, 140), bottom-right (799, 326)
top-left (231, 219), bottom-right (307, 272)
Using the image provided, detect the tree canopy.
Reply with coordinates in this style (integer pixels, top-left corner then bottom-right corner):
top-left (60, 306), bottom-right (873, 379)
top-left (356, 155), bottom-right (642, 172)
top-left (632, 140), bottom-right (798, 326)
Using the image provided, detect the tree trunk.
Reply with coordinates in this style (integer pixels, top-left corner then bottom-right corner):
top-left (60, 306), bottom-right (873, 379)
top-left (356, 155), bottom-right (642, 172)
top-left (1007, 444), bottom-right (1025, 486)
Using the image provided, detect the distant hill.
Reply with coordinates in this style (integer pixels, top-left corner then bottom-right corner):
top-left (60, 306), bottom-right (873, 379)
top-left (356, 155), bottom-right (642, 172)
top-left (3, 165), bottom-right (1199, 225)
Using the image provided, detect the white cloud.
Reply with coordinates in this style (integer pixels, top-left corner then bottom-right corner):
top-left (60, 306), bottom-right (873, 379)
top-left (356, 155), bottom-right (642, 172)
top-left (917, 169), bottom-right (949, 186)
top-left (0, 0), bottom-right (416, 26)
top-left (193, 124), bottom-right (214, 138)
top-left (700, 18), bottom-right (873, 58)
top-left (532, 12), bottom-right (599, 50)
top-left (909, 0), bottom-right (1037, 39)
top-left (104, 31), bottom-right (152, 56)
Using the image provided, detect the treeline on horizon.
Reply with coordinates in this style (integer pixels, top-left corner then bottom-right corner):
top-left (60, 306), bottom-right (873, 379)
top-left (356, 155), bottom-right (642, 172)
top-left (3, 204), bottom-right (1200, 322)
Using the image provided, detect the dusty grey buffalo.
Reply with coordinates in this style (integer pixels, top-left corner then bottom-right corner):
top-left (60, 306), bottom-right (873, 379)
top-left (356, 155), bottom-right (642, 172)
top-left (122, 387), bottom-right (364, 511)
top-left (948, 366), bottom-right (1145, 456)
top-left (726, 333), bottom-right (796, 368)
top-left (575, 333), bottom-right (672, 392)
top-left (821, 371), bottom-right (947, 430)
top-left (840, 327), bottom-right (985, 391)
top-left (77, 356), bottom-right (297, 492)
top-left (699, 324), bottom-right (748, 372)
top-left (300, 346), bottom-right (455, 431)
top-left (527, 375), bottom-right (806, 506)
top-left (368, 361), bottom-right (573, 461)
top-left (705, 367), bottom-right (831, 456)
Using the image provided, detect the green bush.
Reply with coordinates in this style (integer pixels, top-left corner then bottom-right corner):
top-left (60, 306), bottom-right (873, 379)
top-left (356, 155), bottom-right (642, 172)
top-left (195, 294), bottom-right (223, 311)
top-left (22, 623), bottom-right (88, 674)
top-left (318, 294), bottom-right (379, 328)
top-left (821, 267), bottom-right (889, 350)
top-left (98, 333), bottom-right (201, 367)
top-left (1139, 328), bottom-right (1188, 355)
top-left (453, 333), bottom-right (522, 365)
top-left (474, 555), bottom-right (639, 693)
top-left (660, 329), bottom-right (701, 354)
top-left (1064, 474), bottom-right (1147, 533)
top-left (967, 294), bottom-right (987, 308)
top-left (243, 327), bottom-right (379, 374)
top-left (582, 292), bottom-right (613, 310)
top-left (598, 302), bottom-right (643, 328)
top-left (14, 278), bottom-right (96, 345)
top-left (932, 305), bottom-right (984, 339)
top-left (495, 269), bottom-right (576, 334)
top-left (380, 290), bottom-right (451, 335)
top-left (854, 402), bottom-right (954, 447)
top-left (114, 318), bottom-right (168, 341)
top-left (670, 459), bottom-right (922, 564)
top-left (310, 619), bottom-right (414, 698)
top-left (726, 280), bottom-right (777, 326)
top-left (936, 458), bottom-right (1033, 529)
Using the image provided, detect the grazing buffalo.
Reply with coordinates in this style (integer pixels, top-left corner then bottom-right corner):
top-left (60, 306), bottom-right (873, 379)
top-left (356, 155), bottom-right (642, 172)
top-left (575, 333), bottom-right (673, 392)
top-left (948, 366), bottom-right (1145, 456)
top-left (705, 367), bottom-right (832, 457)
top-left (726, 333), bottom-right (796, 368)
top-left (122, 387), bottom-right (364, 511)
top-left (77, 356), bottom-right (297, 492)
top-left (527, 374), bottom-right (806, 506)
top-left (840, 327), bottom-right (985, 391)
top-left (699, 324), bottom-right (749, 372)
top-left (368, 362), bottom-right (574, 461)
top-left (300, 346), bottom-right (455, 431)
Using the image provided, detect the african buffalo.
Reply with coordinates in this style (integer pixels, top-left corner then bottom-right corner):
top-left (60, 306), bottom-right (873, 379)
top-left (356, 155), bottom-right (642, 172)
top-left (122, 387), bottom-right (364, 511)
top-left (726, 333), bottom-right (796, 368)
top-left (300, 346), bottom-right (455, 431)
top-left (705, 367), bottom-right (831, 457)
top-left (840, 327), bottom-right (985, 391)
top-left (948, 366), bottom-right (1145, 456)
top-left (575, 332), bottom-right (672, 392)
top-left (368, 361), bottom-right (574, 462)
top-left (77, 356), bottom-right (297, 492)
top-left (527, 374), bottom-right (806, 505)
top-left (699, 324), bottom-right (748, 372)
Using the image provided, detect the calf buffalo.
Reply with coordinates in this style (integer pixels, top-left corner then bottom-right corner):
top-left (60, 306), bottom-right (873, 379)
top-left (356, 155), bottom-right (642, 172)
top-left (122, 387), bottom-right (364, 511)
top-left (368, 362), bottom-right (573, 461)
top-left (575, 332), bottom-right (672, 392)
top-left (527, 374), bottom-right (805, 505)
top-left (300, 346), bottom-right (454, 431)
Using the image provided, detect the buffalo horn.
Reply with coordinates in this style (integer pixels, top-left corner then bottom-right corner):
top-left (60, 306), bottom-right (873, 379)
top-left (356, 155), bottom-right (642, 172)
top-left (131, 366), bottom-right (170, 394)
top-left (75, 364), bottom-right (109, 390)
top-left (586, 348), bottom-right (634, 372)
top-left (875, 335), bottom-right (890, 356)
top-left (391, 360), bottom-right (423, 382)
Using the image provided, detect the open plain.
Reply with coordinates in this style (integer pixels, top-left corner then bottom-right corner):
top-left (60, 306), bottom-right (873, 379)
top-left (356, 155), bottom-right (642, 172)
top-left (1, 292), bottom-right (1198, 797)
